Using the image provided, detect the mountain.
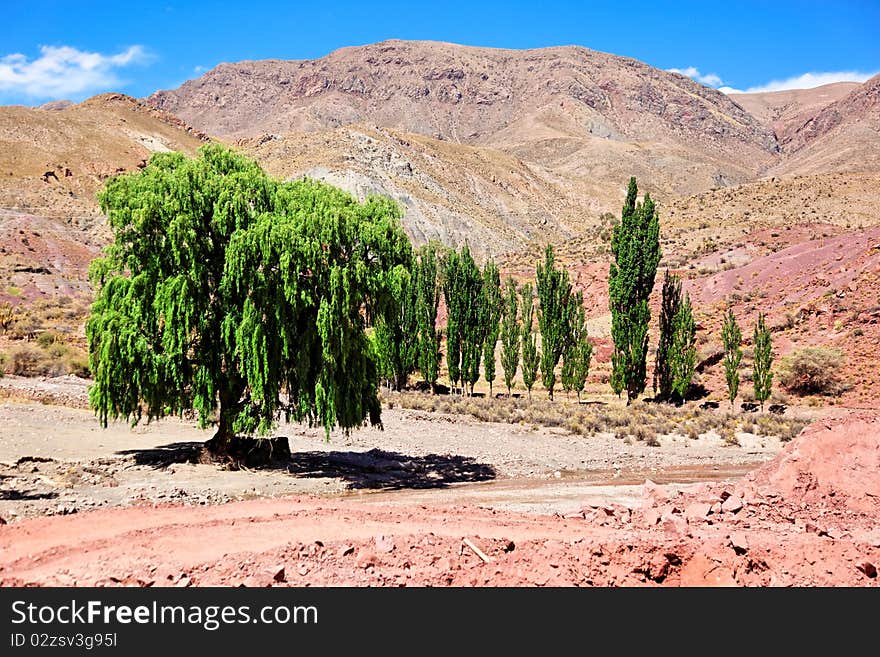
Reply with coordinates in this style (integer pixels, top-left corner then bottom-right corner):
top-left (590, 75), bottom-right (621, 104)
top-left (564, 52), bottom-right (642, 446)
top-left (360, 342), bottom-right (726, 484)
top-left (148, 40), bottom-right (779, 201)
top-left (730, 82), bottom-right (860, 143)
top-left (0, 94), bottom-right (206, 304)
top-left (771, 73), bottom-right (880, 175)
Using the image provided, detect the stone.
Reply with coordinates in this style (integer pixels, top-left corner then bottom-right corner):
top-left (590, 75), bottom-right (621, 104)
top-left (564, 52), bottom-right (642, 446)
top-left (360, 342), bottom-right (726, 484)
top-left (374, 534), bottom-right (395, 553)
top-left (856, 562), bottom-right (877, 579)
top-left (721, 495), bottom-right (743, 514)
top-left (685, 503), bottom-right (712, 521)
top-left (357, 550), bottom-right (377, 569)
top-left (270, 566), bottom-right (286, 582)
top-left (729, 531), bottom-right (749, 554)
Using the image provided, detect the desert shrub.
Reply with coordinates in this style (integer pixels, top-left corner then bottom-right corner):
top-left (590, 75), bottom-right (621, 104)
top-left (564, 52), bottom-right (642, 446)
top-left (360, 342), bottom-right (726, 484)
top-left (778, 347), bottom-right (846, 396)
top-left (10, 345), bottom-right (44, 375)
top-left (0, 351), bottom-right (6, 376)
top-left (36, 330), bottom-right (61, 348)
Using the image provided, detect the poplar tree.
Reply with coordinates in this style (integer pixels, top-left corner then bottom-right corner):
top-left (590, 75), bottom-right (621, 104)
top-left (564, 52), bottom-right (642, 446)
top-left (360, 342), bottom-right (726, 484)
top-left (609, 177), bottom-right (661, 403)
top-left (561, 293), bottom-right (592, 401)
top-left (654, 270), bottom-right (680, 401)
top-left (520, 282), bottom-right (539, 400)
top-left (482, 260), bottom-right (502, 397)
top-left (536, 245), bottom-right (572, 400)
top-left (721, 309), bottom-right (743, 409)
top-left (374, 267), bottom-right (419, 390)
top-left (415, 243), bottom-right (441, 391)
top-left (500, 277), bottom-right (520, 396)
top-left (444, 245), bottom-right (484, 395)
top-left (87, 145), bottom-right (411, 455)
top-left (670, 293), bottom-right (696, 400)
top-left (753, 312), bottom-right (773, 411)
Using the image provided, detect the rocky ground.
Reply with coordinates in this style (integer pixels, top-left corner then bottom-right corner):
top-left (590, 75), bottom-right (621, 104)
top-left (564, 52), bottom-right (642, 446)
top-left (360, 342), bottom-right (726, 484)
top-left (0, 377), bottom-right (877, 587)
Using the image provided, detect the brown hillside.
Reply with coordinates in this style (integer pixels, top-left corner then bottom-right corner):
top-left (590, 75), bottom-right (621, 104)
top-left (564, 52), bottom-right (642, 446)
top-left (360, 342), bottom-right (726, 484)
top-left (0, 94), bottom-right (207, 305)
top-left (148, 40), bottom-right (779, 198)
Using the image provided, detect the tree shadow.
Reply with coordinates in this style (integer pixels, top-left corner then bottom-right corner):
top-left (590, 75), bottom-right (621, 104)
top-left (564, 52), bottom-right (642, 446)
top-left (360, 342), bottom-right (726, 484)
top-left (0, 489), bottom-right (59, 501)
top-left (116, 442), bottom-right (204, 469)
top-left (287, 448), bottom-right (497, 490)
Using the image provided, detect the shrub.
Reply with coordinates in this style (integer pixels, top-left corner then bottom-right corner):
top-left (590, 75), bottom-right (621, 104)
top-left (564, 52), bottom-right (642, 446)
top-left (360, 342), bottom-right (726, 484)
top-left (778, 347), bottom-right (846, 396)
top-left (10, 345), bottom-right (44, 375)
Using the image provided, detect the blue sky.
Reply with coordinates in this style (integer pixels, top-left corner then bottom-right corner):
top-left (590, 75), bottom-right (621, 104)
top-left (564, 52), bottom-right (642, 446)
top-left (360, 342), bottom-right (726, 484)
top-left (2, 0), bottom-right (878, 104)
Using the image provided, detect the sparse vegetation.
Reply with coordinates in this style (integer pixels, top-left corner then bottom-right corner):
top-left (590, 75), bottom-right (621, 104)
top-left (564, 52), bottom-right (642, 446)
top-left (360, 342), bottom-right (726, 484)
top-left (778, 347), bottom-right (848, 396)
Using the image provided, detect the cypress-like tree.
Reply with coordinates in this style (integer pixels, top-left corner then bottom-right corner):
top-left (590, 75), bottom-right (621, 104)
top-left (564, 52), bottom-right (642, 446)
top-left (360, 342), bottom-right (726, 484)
top-left (415, 243), bottom-right (441, 392)
top-left (721, 309), bottom-right (743, 409)
top-left (536, 245), bottom-right (573, 400)
top-left (443, 249), bottom-right (464, 393)
top-left (444, 246), bottom-right (484, 395)
top-left (374, 267), bottom-right (420, 390)
top-left (609, 177), bottom-right (661, 403)
top-left (520, 282), bottom-right (539, 400)
top-left (500, 276), bottom-right (520, 396)
top-left (654, 270), bottom-right (680, 401)
top-left (670, 292), bottom-right (696, 401)
top-left (561, 293), bottom-right (592, 401)
top-left (753, 312), bottom-right (773, 411)
top-left (482, 260), bottom-right (502, 397)
top-left (87, 145), bottom-right (411, 455)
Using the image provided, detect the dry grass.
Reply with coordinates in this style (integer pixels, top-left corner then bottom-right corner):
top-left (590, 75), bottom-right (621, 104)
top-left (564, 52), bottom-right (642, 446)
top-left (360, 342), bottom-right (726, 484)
top-left (384, 392), bottom-right (809, 442)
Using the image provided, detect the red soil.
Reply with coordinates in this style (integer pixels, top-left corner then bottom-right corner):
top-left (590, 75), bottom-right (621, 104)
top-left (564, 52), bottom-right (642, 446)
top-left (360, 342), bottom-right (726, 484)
top-left (1, 412), bottom-right (877, 587)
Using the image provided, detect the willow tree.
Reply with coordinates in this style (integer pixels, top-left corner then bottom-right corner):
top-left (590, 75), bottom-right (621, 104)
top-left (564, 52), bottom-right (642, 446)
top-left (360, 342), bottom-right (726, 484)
top-left (87, 145), bottom-right (411, 455)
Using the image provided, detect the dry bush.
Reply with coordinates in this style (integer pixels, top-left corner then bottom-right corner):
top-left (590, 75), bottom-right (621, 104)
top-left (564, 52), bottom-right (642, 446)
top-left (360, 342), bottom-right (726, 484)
top-left (10, 345), bottom-right (44, 375)
top-left (778, 347), bottom-right (847, 396)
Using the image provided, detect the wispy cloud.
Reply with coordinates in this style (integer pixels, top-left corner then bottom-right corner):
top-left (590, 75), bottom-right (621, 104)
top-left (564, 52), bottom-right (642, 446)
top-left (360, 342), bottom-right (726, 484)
top-left (669, 64), bottom-right (877, 95)
top-left (0, 45), bottom-right (149, 101)
top-left (732, 71), bottom-right (878, 94)
top-left (667, 66), bottom-right (724, 88)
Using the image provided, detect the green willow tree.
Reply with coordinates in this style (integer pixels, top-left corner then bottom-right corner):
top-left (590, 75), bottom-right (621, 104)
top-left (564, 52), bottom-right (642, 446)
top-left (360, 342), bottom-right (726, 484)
top-left (87, 145), bottom-right (411, 455)
top-left (500, 277), bottom-right (520, 396)
top-left (609, 177), bottom-right (661, 403)
top-left (415, 243), bottom-right (441, 392)
top-left (482, 260), bottom-right (502, 396)
top-left (753, 312), bottom-right (774, 411)
top-left (520, 283), bottom-right (539, 400)
top-left (721, 309), bottom-right (743, 409)
top-left (536, 245), bottom-right (573, 400)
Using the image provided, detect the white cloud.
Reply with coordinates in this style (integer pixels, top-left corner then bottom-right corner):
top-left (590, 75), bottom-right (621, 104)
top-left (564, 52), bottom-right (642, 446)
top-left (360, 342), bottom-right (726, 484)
top-left (0, 45), bottom-right (149, 100)
top-left (668, 65), bottom-right (877, 95)
top-left (667, 66), bottom-right (725, 88)
top-left (733, 71), bottom-right (878, 94)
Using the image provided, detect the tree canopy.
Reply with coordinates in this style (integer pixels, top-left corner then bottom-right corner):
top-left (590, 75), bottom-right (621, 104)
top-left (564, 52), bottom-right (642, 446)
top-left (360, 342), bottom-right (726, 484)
top-left (87, 144), bottom-right (411, 452)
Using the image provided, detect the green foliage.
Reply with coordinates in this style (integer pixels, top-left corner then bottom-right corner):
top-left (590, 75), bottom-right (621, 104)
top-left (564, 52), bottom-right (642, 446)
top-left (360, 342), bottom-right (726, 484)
top-left (670, 293), bottom-right (696, 400)
top-left (500, 277), bottom-right (520, 395)
top-left (721, 309), bottom-right (743, 408)
top-left (536, 245), bottom-right (573, 400)
top-left (481, 260), bottom-right (502, 396)
top-left (561, 294), bottom-right (592, 400)
top-left (752, 312), bottom-right (773, 411)
top-left (654, 270), bottom-right (678, 401)
top-left (415, 243), bottom-right (442, 390)
top-left (609, 177), bottom-right (661, 402)
top-left (374, 267), bottom-right (419, 390)
top-left (443, 245), bottom-right (485, 395)
top-left (0, 302), bottom-right (20, 334)
top-left (87, 144), bottom-right (411, 451)
top-left (778, 347), bottom-right (846, 396)
top-left (520, 282), bottom-right (539, 399)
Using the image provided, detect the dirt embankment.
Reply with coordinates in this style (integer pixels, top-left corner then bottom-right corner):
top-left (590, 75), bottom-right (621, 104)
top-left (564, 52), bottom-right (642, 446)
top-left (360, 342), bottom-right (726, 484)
top-left (0, 411), bottom-right (877, 587)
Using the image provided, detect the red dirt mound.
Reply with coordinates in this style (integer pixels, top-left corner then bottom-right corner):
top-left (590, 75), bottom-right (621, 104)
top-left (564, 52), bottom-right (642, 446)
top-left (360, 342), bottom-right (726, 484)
top-left (748, 412), bottom-right (880, 514)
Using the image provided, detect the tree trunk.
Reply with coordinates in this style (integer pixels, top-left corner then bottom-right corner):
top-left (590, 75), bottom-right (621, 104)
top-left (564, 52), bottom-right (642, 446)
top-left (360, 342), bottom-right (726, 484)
top-left (207, 382), bottom-right (243, 456)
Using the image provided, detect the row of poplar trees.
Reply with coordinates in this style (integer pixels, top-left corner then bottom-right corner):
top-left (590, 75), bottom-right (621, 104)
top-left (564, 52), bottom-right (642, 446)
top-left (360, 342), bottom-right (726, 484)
top-left (373, 242), bottom-right (593, 400)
